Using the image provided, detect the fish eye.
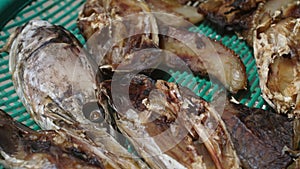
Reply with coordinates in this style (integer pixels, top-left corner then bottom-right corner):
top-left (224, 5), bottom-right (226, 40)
top-left (82, 102), bottom-right (105, 123)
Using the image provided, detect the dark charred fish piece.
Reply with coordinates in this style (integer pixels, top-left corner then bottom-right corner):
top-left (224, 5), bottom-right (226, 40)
top-left (96, 68), bottom-right (241, 169)
top-left (6, 20), bottom-right (150, 169)
top-left (197, 0), bottom-right (296, 45)
top-left (198, 0), bottom-right (265, 33)
top-left (0, 109), bottom-right (104, 169)
top-left (222, 101), bottom-right (295, 169)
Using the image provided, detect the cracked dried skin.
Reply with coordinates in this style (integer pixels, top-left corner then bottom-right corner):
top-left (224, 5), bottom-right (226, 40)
top-left (222, 102), bottom-right (294, 169)
top-left (97, 73), bottom-right (241, 169)
top-left (198, 0), bottom-right (265, 33)
top-left (78, 0), bottom-right (160, 67)
top-left (199, 0), bottom-right (300, 117)
top-left (6, 20), bottom-right (150, 169)
top-left (0, 109), bottom-right (105, 169)
top-left (253, 1), bottom-right (300, 117)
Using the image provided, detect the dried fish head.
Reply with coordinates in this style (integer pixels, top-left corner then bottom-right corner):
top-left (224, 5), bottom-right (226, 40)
top-left (8, 20), bottom-right (97, 129)
top-left (6, 20), bottom-right (150, 169)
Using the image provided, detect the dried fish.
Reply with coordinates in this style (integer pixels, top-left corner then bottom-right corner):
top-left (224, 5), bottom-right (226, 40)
top-left (6, 20), bottom-right (149, 169)
top-left (77, 0), bottom-right (159, 65)
top-left (198, 0), bottom-right (265, 39)
top-left (144, 0), bottom-right (204, 27)
top-left (96, 67), bottom-right (241, 169)
top-left (0, 109), bottom-right (104, 169)
top-left (199, 0), bottom-right (300, 117)
top-left (222, 101), bottom-right (294, 169)
top-left (78, 0), bottom-right (247, 93)
top-left (160, 27), bottom-right (247, 93)
top-left (253, 1), bottom-right (300, 117)
top-left (77, 0), bottom-right (203, 40)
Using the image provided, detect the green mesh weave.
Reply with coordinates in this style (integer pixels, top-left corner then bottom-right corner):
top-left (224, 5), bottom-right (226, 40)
top-left (0, 1), bottom-right (268, 168)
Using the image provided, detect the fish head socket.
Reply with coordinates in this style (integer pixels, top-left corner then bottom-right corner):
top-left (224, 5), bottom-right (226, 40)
top-left (82, 102), bottom-right (105, 123)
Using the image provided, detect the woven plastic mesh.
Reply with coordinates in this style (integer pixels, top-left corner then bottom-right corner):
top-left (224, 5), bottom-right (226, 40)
top-left (0, 1), bottom-right (268, 168)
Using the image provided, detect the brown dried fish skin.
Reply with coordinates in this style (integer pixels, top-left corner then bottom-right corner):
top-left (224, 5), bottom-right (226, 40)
top-left (96, 71), bottom-right (241, 169)
top-left (222, 102), bottom-right (294, 169)
top-left (198, 0), bottom-right (265, 32)
top-left (198, 0), bottom-right (300, 117)
top-left (0, 109), bottom-right (104, 169)
top-left (197, 0), bottom-right (296, 45)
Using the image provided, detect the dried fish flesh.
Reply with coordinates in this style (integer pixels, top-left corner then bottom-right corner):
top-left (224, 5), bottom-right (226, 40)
top-left (160, 27), bottom-right (247, 93)
top-left (197, 0), bottom-right (296, 44)
top-left (0, 109), bottom-right (103, 169)
top-left (253, 1), bottom-right (300, 117)
top-left (144, 0), bottom-right (204, 27)
top-left (6, 20), bottom-right (149, 169)
top-left (222, 101), bottom-right (295, 169)
top-left (96, 69), bottom-right (241, 169)
top-left (78, 0), bottom-right (247, 93)
top-left (78, 0), bottom-right (159, 69)
top-left (198, 0), bottom-right (300, 117)
top-left (77, 0), bottom-right (203, 40)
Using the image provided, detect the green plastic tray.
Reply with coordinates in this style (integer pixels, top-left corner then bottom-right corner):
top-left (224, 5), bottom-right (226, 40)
top-left (0, 0), bottom-right (268, 168)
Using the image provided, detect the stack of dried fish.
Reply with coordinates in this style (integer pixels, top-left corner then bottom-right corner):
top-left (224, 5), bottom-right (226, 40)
top-left (77, 0), bottom-right (247, 94)
top-left (95, 65), bottom-right (295, 169)
top-left (198, 0), bottom-right (300, 118)
top-left (0, 0), bottom-right (299, 168)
